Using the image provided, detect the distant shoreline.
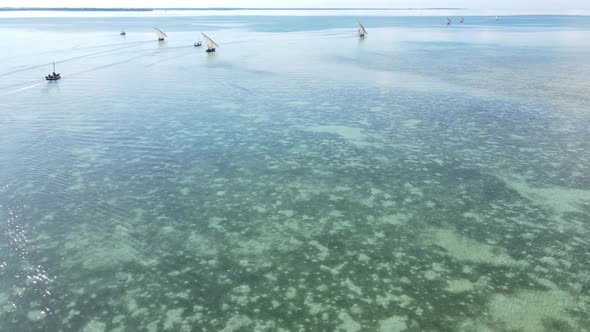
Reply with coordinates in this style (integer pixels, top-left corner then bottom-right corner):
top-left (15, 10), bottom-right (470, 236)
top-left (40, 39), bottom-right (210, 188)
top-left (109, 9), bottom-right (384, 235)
top-left (0, 7), bottom-right (465, 12)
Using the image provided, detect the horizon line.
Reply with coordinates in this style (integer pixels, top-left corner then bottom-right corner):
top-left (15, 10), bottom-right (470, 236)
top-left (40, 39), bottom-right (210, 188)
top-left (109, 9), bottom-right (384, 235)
top-left (0, 7), bottom-right (467, 11)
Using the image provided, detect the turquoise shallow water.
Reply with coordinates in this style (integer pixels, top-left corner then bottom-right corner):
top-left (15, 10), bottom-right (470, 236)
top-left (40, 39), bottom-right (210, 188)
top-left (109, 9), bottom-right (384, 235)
top-left (1, 12), bottom-right (590, 331)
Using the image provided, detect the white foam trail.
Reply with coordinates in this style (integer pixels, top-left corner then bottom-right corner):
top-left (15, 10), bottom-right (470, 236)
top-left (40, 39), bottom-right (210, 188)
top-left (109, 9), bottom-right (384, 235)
top-left (0, 81), bottom-right (46, 96)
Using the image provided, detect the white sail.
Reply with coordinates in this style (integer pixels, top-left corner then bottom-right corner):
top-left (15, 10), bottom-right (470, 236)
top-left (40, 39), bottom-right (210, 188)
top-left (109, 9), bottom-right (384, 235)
top-left (357, 21), bottom-right (368, 36)
top-left (154, 27), bottom-right (168, 40)
top-left (202, 33), bottom-right (220, 49)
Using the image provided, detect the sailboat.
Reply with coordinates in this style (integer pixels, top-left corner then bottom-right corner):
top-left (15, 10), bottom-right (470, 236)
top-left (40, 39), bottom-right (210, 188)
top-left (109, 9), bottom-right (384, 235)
top-left (154, 27), bottom-right (168, 41)
top-left (120, 28), bottom-right (126, 36)
top-left (45, 60), bottom-right (61, 81)
top-left (357, 20), bottom-right (368, 38)
top-left (447, 17), bottom-right (453, 25)
top-left (496, 16), bottom-right (500, 21)
top-left (202, 33), bottom-right (219, 53)
top-left (460, 16), bottom-right (464, 23)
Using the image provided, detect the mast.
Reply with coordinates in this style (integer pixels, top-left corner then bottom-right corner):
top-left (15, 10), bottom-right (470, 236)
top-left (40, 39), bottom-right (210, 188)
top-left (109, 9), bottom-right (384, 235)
top-left (53, 60), bottom-right (56, 73)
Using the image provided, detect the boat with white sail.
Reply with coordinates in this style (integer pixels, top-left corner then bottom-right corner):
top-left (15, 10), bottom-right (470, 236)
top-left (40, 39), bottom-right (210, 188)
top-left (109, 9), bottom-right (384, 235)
top-left (154, 27), bottom-right (168, 41)
top-left (202, 33), bottom-right (219, 53)
top-left (357, 20), bottom-right (368, 38)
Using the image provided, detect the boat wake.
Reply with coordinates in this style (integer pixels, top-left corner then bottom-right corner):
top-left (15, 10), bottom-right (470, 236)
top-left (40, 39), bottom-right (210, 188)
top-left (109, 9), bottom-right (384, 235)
top-left (144, 52), bottom-right (195, 67)
top-left (0, 43), bottom-right (149, 79)
top-left (1, 50), bottom-right (165, 96)
top-left (71, 51), bottom-right (161, 76)
top-left (0, 81), bottom-right (47, 96)
top-left (71, 39), bottom-right (155, 51)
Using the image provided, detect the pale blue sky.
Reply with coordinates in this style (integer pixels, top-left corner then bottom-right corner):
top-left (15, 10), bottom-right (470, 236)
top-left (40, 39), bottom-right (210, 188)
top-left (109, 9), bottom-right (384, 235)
top-left (2, 0), bottom-right (589, 10)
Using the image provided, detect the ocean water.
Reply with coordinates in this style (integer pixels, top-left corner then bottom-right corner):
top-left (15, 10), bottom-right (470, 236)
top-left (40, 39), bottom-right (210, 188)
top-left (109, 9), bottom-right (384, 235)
top-left (1, 11), bottom-right (590, 331)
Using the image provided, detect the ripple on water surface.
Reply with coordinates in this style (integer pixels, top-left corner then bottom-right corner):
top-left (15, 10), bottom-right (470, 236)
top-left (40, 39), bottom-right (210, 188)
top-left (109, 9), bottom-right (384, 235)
top-left (1, 14), bottom-right (590, 332)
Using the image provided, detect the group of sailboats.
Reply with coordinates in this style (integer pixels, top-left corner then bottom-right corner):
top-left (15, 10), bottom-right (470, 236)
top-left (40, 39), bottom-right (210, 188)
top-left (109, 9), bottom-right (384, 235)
top-left (46, 18), bottom-right (508, 81)
top-left (48, 20), bottom-right (363, 81)
top-left (152, 28), bottom-right (218, 52)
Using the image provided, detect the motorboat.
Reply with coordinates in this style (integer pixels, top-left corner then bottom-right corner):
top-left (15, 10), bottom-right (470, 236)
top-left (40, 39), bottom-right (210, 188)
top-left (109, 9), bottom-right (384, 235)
top-left (45, 61), bottom-right (61, 81)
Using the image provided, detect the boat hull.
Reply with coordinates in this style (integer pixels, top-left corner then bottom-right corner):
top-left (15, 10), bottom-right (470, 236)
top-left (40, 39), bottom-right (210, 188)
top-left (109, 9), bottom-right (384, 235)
top-left (206, 48), bottom-right (216, 53)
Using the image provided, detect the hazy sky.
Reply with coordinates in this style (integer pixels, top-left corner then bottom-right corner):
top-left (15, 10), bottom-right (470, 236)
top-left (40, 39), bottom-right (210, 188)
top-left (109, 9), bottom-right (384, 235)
top-left (2, 0), bottom-right (589, 10)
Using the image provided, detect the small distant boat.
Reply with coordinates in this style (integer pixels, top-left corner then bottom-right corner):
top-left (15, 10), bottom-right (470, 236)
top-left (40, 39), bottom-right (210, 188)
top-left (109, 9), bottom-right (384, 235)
top-left (202, 33), bottom-right (219, 53)
top-left (357, 20), bottom-right (368, 38)
top-left (154, 27), bottom-right (168, 41)
top-left (45, 60), bottom-right (61, 81)
top-left (460, 16), bottom-right (464, 23)
top-left (194, 40), bottom-right (202, 47)
top-left (447, 17), bottom-right (453, 25)
top-left (496, 16), bottom-right (500, 21)
top-left (120, 28), bottom-right (126, 36)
